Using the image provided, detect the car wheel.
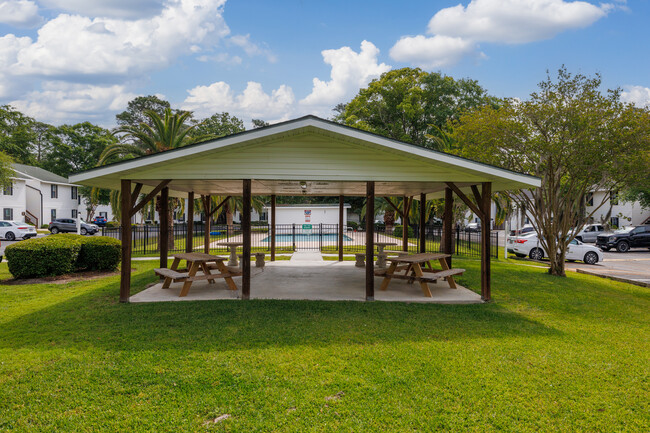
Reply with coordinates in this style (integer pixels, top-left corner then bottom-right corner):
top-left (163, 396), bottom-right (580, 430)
top-left (80, 228), bottom-right (88, 235)
top-left (584, 251), bottom-right (599, 265)
top-left (529, 248), bottom-right (544, 261)
top-left (50, 227), bottom-right (59, 234)
top-left (616, 241), bottom-right (630, 253)
top-left (5, 231), bottom-right (15, 241)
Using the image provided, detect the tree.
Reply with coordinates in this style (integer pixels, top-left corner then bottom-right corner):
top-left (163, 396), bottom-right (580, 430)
top-left (41, 122), bottom-right (117, 177)
top-left (0, 151), bottom-right (14, 190)
top-left (101, 108), bottom-right (203, 243)
top-left (335, 68), bottom-right (497, 150)
top-left (251, 119), bottom-right (269, 129)
top-left (452, 67), bottom-right (650, 276)
top-left (115, 95), bottom-right (172, 128)
top-left (0, 105), bottom-right (38, 164)
top-left (191, 112), bottom-right (245, 139)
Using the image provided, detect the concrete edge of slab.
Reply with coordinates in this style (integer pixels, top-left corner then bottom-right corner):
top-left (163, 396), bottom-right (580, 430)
top-left (574, 268), bottom-right (650, 288)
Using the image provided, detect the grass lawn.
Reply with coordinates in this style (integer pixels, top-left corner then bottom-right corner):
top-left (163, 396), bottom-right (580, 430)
top-left (0, 259), bottom-right (648, 431)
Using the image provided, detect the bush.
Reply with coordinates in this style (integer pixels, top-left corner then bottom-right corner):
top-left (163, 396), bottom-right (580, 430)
top-left (6, 235), bottom-right (82, 278)
top-left (392, 225), bottom-right (414, 238)
top-left (347, 221), bottom-right (359, 230)
top-left (76, 236), bottom-right (121, 271)
top-left (5, 234), bottom-right (121, 278)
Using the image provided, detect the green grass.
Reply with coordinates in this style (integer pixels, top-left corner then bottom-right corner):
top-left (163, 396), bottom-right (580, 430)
top-left (0, 259), bottom-right (648, 431)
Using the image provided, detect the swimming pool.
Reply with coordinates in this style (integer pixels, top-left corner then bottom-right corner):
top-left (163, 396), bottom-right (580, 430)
top-left (261, 233), bottom-right (352, 242)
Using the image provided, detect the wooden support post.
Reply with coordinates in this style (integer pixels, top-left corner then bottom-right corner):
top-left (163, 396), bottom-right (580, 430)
top-left (338, 195), bottom-right (344, 261)
top-left (202, 195), bottom-right (210, 254)
top-left (480, 182), bottom-right (492, 301)
top-left (120, 179), bottom-right (132, 303)
top-left (160, 186), bottom-right (169, 269)
top-left (443, 187), bottom-right (453, 268)
top-left (402, 196), bottom-right (409, 252)
top-left (419, 192), bottom-right (426, 253)
top-left (242, 179), bottom-right (252, 300)
top-left (270, 194), bottom-right (276, 261)
top-left (186, 192), bottom-right (194, 253)
top-left (366, 181), bottom-right (375, 301)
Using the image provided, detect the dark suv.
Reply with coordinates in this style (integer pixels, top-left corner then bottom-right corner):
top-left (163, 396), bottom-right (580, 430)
top-left (596, 225), bottom-right (650, 252)
top-left (48, 219), bottom-right (99, 236)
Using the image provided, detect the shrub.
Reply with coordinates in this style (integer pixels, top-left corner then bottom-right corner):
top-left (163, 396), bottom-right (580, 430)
top-left (76, 236), bottom-right (121, 271)
top-left (5, 234), bottom-right (122, 278)
top-left (392, 225), bottom-right (414, 238)
top-left (6, 235), bottom-right (82, 278)
top-left (347, 221), bottom-right (359, 230)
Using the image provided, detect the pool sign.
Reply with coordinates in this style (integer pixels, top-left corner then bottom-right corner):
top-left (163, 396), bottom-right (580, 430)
top-left (302, 224), bottom-right (312, 230)
top-left (304, 209), bottom-right (311, 223)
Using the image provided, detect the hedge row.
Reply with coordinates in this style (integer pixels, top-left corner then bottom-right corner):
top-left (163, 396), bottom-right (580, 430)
top-left (5, 234), bottom-right (121, 279)
top-left (392, 224), bottom-right (414, 238)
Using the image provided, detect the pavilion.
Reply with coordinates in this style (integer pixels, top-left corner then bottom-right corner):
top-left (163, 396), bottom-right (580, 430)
top-left (69, 115), bottom-right (540, 303)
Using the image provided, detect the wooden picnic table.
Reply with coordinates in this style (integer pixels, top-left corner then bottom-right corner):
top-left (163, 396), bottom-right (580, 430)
top-left (375, 252), bottom-right (464, 297)
top-left (217, 241), bottom-right (243, 266)
top-left (154, 252), bottom-right (241, 297)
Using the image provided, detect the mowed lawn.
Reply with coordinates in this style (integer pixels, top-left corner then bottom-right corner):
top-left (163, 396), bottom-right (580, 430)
top-left (0, 258), bottom-right (648, 432)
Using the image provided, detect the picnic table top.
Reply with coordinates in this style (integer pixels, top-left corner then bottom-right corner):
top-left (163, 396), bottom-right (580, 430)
top-left (172, 252), bottom-right (227, 262)
top-left (217, 242), bottom-right (244, 247)
top-left (387, 252), bottom-right (450, 263)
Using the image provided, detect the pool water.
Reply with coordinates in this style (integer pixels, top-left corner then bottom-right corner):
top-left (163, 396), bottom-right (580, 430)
top-left (262, 233), bottom-right (352, 242)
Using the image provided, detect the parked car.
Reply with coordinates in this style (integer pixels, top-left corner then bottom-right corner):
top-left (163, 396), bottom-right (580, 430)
top-left (508, 233), bottom-right (603, 264)
top-left (573, 223), bottom-right (609, 243)
top-left (0, 220), bottom-right (37, 240)
top-left (464, 222), bottom-right (481, 232)
top-left (509, 224), bottom-right (535, 237)
top-left (48, 218), bottom-right (99, 235)
top-left (92, 216), bottom-right (107, 226)
top-left (596, 225), bottom-right (650, 252)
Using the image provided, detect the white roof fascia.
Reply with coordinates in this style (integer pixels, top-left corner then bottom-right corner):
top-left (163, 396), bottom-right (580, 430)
top-left (69, 117), bottom-right (540, 188)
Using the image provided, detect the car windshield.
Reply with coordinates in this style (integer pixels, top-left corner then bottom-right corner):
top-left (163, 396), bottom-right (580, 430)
top-left (614, 226), bottom-right (634, 233)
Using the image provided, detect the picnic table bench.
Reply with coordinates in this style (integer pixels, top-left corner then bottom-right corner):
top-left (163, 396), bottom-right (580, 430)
top-left (375, 252), bottom-right (464, 297)
top-left (154, 252), bottom-right (241, 297)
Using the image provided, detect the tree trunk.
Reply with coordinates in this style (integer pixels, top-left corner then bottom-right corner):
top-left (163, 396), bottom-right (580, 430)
top-left (226, 202), bottom-right (234, 227)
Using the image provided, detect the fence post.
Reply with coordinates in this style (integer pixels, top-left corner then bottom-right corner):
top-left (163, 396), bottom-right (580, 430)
top-left (319, 223), bottom-right (323, 251)
top-left (292, 223), bottom-right (296, 251)
top-left (456, 226), bottom-right (460, 255)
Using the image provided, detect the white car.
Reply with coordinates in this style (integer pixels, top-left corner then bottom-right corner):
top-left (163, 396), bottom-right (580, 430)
top-left (508, 233), bottom-right (603, 264)
top-left (0, 220), bottom-right (37, 241)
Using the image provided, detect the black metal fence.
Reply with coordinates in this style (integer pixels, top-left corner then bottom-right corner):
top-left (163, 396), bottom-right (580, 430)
top-left (101, 223), bottom-right (499, 258)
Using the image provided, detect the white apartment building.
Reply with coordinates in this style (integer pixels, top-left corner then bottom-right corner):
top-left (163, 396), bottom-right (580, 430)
top-left (585, 189), bottom-right (649, 227)
top-left (1, 164), bottom-right (81, 227)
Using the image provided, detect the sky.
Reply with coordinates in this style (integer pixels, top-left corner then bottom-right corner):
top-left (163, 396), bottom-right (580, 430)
top-left (0, 0), bottom-right (648, 127)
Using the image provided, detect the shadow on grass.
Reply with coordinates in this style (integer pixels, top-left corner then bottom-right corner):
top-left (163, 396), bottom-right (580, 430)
top-left (0, 264), bottom-right (562, 353)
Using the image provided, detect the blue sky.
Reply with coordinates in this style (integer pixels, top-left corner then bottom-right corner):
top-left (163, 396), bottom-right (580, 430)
top-left (0, 0), bottom-right (648, 127)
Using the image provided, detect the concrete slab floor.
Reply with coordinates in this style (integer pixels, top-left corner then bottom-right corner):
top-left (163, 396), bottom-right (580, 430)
top-left (130, 261), bottom-right (483, 304)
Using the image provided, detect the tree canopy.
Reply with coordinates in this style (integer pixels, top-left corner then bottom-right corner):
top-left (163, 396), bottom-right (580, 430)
top-left (190, 112), bottom-right (245, 139)
top-left (335, 68), bottom-right (498, 150)
top-left (452, 67), bottom-right (650, 276)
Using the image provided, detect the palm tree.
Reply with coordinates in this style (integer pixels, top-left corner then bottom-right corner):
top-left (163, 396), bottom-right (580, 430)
top-left (100, 109), bottom-right (203, 244)
top-left (210, 196), bottom-right (265, 226)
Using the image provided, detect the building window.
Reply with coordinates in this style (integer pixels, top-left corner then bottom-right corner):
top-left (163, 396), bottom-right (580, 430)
top-left (51, 184), bottom-right (58, 199)
top-left (610, 216), bottom-right (619, 228)
top-left (72, 209), bottom-right (77, 218)
top-left (585, 192), bottom-right (593, 207)
top-left (3, 208), bottom-right (13, 220)
top-left (610, 190), bottom-right (618, 206)
top-left (71, 186), bottom-right (78, 200)
top-left (51, 209), bottom-right (56, 220)
top-left (3, 183), bottom-right (12, 196)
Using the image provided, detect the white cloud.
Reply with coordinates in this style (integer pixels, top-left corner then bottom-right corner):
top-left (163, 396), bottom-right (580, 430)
top-left (0, 0), bottom-right (42, 28)
top-left (390, 35), bottom-right (481, 69)
top-left (621, 85), bottom-right (650, 108)
top-left (300, 41), bottom-right (390, 109)
top-left (38, 0), bottom-right (164, 20)
top-left (10, 81), bottom-right (137, 125)
top-left (390, 0), bottom-right (613, 68)
top-left (10, 0), bottom-right (229, 79)
top-left (229, 34), bottom-right (277, 63)
top-left (0, 33), bottom-right (32, 98)
top-left (182, 81), bottom-right (295, 123)
top-left (429, 0), bottom-right (609, 44)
